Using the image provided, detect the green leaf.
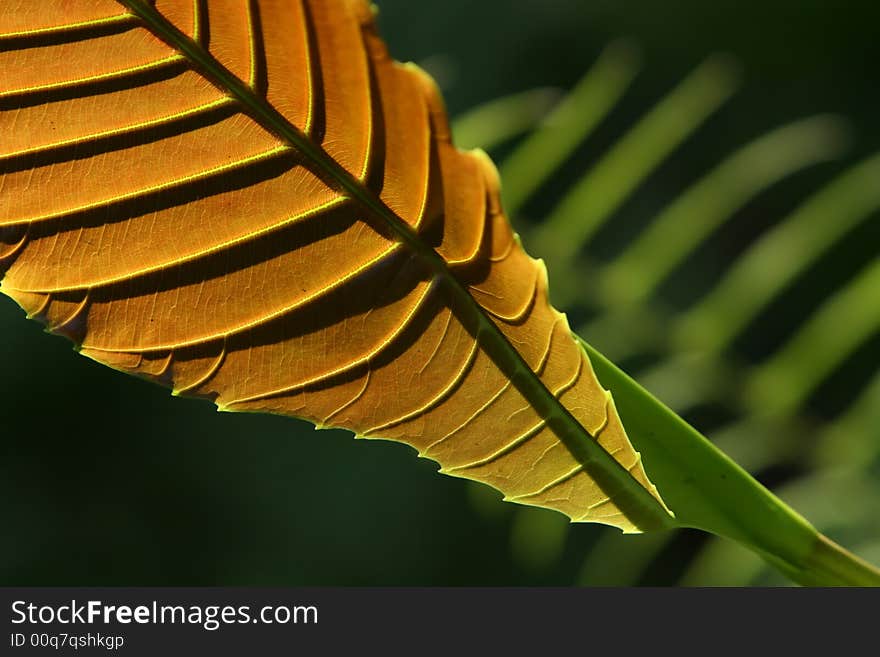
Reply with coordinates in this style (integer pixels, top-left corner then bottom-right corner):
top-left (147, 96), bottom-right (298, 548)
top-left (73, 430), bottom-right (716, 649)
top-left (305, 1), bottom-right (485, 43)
top-left (598, 115), bottom-right (849, 307)
top-left (581, 339), bottom-right (880, 585)
top-left (529, 56), bottom-right (740, 273)
top-left (674, 153), bottom-right (880, 355)
top-left (452, 87), bottom-right (561, 152)
top-left (499, 40), bottom-right (641, 216)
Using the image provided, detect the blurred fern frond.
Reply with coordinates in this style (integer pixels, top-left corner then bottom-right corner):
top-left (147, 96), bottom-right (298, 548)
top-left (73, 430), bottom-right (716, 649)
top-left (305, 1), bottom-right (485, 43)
top-left (452, 41), bottom-right (880, 586)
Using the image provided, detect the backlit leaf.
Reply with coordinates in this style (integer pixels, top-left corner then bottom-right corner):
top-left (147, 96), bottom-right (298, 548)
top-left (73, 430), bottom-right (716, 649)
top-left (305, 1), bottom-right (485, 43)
top-left (0, 1), bottom-right (672, 532)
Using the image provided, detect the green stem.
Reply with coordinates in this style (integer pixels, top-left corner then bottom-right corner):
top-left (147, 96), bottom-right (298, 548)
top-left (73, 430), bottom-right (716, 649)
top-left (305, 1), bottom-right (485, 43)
top-left (580, 338), bottom-right (880, 586)
top-left (799, 536), bottom-right (880, 586)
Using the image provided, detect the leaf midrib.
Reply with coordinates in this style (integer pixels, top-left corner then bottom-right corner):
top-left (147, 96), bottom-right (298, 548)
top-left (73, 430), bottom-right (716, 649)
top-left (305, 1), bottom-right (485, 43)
top-left (118, 0), bottom-right (674, 530)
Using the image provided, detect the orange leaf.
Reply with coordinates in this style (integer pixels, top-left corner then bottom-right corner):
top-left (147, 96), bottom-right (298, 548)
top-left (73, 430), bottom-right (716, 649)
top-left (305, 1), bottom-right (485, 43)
top-left (0, 0), bottom-right (670, 532)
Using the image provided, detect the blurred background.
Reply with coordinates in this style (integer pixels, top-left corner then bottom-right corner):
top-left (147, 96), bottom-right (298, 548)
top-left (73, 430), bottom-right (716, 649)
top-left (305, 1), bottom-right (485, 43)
top-left (2, 0), bottom-right (879, 585)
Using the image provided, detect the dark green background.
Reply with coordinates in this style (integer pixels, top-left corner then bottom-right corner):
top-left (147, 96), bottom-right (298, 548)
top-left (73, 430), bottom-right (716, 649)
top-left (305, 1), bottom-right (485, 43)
top-left (2, 1), bottom-right (878, 585)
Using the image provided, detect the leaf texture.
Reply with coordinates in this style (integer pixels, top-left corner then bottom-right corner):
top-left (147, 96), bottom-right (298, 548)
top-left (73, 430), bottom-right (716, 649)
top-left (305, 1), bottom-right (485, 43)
top-left (0, 0), bottom-right (670, 532)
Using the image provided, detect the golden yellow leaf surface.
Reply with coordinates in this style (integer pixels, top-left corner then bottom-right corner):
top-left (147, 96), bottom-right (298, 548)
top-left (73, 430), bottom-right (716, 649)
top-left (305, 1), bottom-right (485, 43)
top-left (0, 0), bottom-right (670, 531)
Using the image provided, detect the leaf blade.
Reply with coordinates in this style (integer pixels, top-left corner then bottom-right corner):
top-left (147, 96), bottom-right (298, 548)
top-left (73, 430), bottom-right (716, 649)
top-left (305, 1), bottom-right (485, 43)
top-left (580, 338), bottom-right (880, 585)
top-left (0, 0), bottom-right (672, 532)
